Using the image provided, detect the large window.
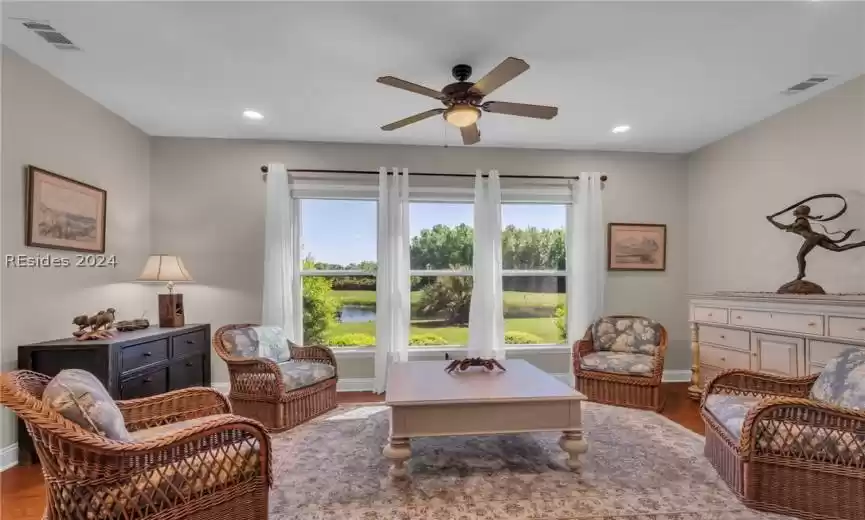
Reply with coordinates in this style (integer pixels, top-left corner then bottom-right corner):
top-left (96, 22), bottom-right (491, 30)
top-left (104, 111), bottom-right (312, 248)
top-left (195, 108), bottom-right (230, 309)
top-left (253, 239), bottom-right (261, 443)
top-left (297, 197), bottom-right (567, 349)
top-left (300, 199), bottom-right (377, 348)
top-left (409, 203), bottom-right (473, 347)
top-left (502, 204), bottom-right (567, 345)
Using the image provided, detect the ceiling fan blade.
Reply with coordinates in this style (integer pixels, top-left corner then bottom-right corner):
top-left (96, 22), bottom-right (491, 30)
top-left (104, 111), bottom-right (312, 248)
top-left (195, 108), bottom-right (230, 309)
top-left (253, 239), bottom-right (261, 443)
top-left (377, 76), bottom-right (446, 100)
top-left (461, 123), bottom-right (480, 145)
top-left (469, 57), bottom-right (530, 96)
top-left (482, 101), bottom-right (558, 119)
top-left (381, 108), bottom-right (445, 131)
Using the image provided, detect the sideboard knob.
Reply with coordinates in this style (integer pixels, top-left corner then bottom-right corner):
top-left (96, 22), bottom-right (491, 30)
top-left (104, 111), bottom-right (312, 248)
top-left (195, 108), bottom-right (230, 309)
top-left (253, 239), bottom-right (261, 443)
top-left (720, 335), bottom-right (726, 339)
top-left (808, 322), bottom-right (816, 327)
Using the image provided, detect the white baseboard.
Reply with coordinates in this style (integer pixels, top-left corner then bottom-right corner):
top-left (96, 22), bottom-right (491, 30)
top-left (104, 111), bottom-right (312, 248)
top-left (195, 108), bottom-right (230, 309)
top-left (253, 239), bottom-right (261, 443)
top-left (0, 443), bottom-right (18, 472)
top-left (337, 378), bottom-right (375, 392)
top-left (662, 370), bottom-right (693, 382)
top-left (212, 382), bottom-right (230, 394)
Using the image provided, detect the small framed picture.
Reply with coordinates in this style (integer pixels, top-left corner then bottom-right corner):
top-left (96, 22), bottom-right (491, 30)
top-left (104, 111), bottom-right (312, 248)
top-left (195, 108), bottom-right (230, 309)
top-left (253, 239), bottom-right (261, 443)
top-left (607, 223), bottom-right (666, 271)
top-left (26, 165), bottom-right (107, 253)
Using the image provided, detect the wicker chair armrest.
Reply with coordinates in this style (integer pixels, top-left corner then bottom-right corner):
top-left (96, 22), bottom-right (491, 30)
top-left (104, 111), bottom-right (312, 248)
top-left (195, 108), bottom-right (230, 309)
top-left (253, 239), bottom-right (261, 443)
top-left (700, 369), bottom-right (818, 408)
top-left (60, 415), bottom-right (272, 517)
top-left (117, 387), bottom-right (231, 431)
top-left (291, 344), bottom-right (338, 371)
top-left (648, 332), bottom-right (669, 382)
top-left (223, 355), bottom-right (286, 396)
top-left (739, 397), bottom-right (865, 462)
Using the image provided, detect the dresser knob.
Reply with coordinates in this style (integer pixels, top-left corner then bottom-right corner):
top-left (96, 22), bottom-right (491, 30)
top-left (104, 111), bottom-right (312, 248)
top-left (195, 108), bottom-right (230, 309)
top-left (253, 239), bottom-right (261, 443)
top-left (142, 352), bottom-right (152, 357)
top-left (720, 356), bottom-right (726, 362)
top-left (720, 335), bottom-right (726, 339)
top-left (752, 353), bottom-right (758, 357)
top-left (735, 315), bottom-right (742, 320)
top-left (186, 339), bottom-right (194, 344)
top-left (186, 361), bottom-right (194, 367)
top-left (808, 322), bottom-right (816, 327)
top-left (858, 327), bottom-right (865, 332)
top-left (143, 378), bottom-right (153, 383)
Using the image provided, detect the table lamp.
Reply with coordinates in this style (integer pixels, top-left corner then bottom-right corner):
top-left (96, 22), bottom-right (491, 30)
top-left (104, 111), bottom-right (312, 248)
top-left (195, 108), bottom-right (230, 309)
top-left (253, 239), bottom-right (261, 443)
top-left (137, 255), bottom-right (193, 327)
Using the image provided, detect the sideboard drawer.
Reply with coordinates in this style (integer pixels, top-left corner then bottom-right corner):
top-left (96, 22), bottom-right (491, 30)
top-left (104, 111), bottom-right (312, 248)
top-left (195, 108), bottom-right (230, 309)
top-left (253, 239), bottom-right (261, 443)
top-left (121, 367), bottom-right (169, 400)
top-left (170, 355), bottom-right (206, 390)
top-left (730, 309), bottom-right (823, 335)
top-left (808, 339), bottom-right (864, 367)
top-left (694, 306), bottom-right (728, 324)
top-left (701, 344), bottom-right (751, 370)
top-left (121, 338), bottom-right (169, 372)
top-left (172, 330), bottom-right (208, 357)
top-left (700, 326), bottom-right (750, 351)
top-left (827, 316), bottom-right (865, 342)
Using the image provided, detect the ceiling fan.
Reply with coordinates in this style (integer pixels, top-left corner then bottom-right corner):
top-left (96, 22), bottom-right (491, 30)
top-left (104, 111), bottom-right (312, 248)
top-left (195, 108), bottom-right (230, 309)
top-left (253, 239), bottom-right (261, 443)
top-left (376, 57), bottom-right (558, 145)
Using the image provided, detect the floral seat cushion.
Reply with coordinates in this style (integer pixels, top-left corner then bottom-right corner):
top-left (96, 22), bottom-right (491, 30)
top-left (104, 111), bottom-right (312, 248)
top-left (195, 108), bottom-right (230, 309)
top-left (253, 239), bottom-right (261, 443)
top-left (221, 325), bottom-right (292, 362)
top-left (63, 415), bottom-right (262, 518)
top-left (278, 361), bottom-right (335, 391)
top-left (704, 394), bottom-right (765, 440)
top-left (579, 352), bottom-right (655, 377)
top-left (809, 347), bottom-right (865, 410)
top-left (592, 316), bottom-right (662, 355)
top-left (42, 369), bottom-right (132, 441)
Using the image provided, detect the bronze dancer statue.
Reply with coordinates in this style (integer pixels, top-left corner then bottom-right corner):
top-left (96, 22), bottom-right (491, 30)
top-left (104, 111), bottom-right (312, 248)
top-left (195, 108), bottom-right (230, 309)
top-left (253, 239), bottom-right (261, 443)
top-left (766, 193), bottom-right (865, 294)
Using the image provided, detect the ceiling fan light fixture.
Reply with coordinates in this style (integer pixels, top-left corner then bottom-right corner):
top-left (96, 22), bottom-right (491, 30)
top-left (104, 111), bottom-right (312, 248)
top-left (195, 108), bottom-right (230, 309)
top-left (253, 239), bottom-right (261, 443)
top-left (444, 105), bottom-right (481, 128)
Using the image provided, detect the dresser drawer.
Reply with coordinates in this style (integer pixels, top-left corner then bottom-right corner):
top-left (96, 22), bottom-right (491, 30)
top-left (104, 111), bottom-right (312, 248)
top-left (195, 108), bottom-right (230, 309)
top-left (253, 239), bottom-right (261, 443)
top-left (752, 333), bottom-right (803, 377)
top-left (120, 367), bottom-right (168, 400)
top-left (827, 316), bottom-right (865, 342)
top-left (700, 326), bottom-right (750, 352)
top-left (808, 339), bottom-right (864, 367)
top-left (730, 309), bottom-right (823, 335)
top-left (701, 344), bottom-right (751, 370)
top-left (172, 329), bottom-right (207, 357)
top-left (694, 306), bottom-right (728, 324)
top-left (170, 355), bottom-right (206, 390)
top-left (121, 338), bottom-right (169, 372)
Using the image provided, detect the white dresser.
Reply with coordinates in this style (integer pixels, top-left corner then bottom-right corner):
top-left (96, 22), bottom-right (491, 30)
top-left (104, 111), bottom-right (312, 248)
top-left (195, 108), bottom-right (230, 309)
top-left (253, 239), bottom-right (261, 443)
top-left (687, 292), bottom-right (865, 400)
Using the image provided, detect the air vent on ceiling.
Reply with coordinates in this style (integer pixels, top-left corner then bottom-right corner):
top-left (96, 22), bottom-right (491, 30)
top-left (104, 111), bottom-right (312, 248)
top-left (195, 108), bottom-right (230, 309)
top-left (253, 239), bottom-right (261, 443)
top-left (783, 76), bottom-right (830, 95)
top-left (22, 21), bottom-right (55, 31)
top-left (21, 20), bottom-right (80, 51)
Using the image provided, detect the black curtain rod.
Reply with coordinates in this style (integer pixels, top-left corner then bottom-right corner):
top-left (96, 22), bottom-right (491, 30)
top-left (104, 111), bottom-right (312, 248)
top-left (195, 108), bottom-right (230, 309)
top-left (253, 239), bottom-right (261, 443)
top-left (259, 165), bottom-right (606, 182)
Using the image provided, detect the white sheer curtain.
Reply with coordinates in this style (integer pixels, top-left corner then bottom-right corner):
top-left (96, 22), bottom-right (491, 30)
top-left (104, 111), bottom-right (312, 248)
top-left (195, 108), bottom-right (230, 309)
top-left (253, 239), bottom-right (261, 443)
top-left (566, 173), bottom-right (606, 349)
top-left (467, 170), bottom-right (505, 360)
top-left (261, 162), bottom-right (301, 341)
top-left (374, 167), bottom-right (411, 393)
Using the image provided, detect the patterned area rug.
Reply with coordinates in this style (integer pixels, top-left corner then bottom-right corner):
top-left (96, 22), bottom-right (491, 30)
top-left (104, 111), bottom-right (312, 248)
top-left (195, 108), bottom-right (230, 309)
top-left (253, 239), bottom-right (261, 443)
top-left (269, 403), bottom-right (794, 520)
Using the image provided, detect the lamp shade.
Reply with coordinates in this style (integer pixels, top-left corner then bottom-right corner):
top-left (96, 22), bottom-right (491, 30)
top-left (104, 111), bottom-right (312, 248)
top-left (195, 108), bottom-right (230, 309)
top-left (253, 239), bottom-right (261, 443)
top-left (137, 255), bottom-right (193, 282)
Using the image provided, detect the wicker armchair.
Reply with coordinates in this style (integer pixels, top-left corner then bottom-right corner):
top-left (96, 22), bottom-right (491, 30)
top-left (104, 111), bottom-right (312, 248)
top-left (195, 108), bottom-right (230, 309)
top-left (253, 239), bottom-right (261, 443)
top-left (213, 323), bottom-right (338, 432)
top-left (573, 315), bottom-right (668, 411)
top-left (700, 348), bottom-right (865, 520)
top-left (0, 370), bottom-right (271, 520)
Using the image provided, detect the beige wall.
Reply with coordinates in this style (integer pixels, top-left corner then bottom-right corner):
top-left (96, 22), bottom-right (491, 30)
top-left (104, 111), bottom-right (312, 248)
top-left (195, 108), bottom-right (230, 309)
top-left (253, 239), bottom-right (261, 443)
top-left (0, 48), bottom-right (152, 451)
top-left (687, 75), bottom-right (865, 294)
top-left (149, 137), bottom-right (692, 384)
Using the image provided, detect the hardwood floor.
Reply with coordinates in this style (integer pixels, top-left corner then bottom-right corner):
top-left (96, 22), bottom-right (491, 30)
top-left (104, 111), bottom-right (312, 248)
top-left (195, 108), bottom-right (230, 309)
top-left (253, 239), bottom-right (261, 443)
top-left (0, 384), bottom-right (701, 520)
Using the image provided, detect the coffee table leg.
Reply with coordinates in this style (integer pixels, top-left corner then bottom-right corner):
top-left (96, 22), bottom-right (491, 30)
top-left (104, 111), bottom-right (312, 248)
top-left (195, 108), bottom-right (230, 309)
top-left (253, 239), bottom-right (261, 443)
top-left (559, 430), bottom-right (588, 470)
top-left (383, 437), bottom-right (411, 478)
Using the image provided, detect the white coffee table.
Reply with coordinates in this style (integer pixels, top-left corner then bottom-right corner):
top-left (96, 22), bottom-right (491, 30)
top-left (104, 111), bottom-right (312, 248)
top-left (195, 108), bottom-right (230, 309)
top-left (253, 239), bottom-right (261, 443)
top-left (383, 359), bottom-right (588, 477)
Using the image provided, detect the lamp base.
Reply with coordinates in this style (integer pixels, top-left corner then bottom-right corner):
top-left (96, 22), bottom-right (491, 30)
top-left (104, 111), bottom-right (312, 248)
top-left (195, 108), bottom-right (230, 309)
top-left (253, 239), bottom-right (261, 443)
top-left (158, 293), bottom-right (185, 327)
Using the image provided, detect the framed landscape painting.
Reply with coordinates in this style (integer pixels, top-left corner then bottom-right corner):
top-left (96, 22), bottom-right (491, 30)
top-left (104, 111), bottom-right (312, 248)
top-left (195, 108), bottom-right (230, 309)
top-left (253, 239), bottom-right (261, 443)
top-left (26, 166), bottom-right (107, 253)
top-left (607, 223), bottom-right (666, 271)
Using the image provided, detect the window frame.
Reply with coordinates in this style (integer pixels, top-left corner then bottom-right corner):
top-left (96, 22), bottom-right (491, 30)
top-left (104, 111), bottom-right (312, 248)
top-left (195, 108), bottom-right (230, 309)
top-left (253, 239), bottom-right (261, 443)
top-left (294, 180), bottom-right (572, 353)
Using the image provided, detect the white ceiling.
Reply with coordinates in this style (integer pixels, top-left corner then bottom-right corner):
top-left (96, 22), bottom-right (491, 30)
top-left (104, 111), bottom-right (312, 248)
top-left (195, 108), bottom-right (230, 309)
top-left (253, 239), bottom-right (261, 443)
top-left (4, 1), bottom-right (865, 153)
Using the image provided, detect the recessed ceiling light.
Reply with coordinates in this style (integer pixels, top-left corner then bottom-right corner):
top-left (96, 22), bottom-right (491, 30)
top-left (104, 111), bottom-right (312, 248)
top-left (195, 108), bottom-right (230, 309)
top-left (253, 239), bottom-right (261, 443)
top-left (243, 110), bottom-right (264, 120)
top-left (612, 125), bottom-right (631, 134)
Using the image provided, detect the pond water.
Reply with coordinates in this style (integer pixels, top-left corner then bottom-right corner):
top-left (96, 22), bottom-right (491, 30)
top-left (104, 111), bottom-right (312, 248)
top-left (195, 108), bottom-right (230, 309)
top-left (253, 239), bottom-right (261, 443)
top-left (338, 305), bottom-right (376, 323)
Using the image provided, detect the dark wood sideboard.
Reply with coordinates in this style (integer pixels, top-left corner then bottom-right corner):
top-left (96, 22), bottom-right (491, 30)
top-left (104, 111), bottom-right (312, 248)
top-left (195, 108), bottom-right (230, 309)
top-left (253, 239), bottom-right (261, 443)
top-left (17, 324), bottom-right (211, 465)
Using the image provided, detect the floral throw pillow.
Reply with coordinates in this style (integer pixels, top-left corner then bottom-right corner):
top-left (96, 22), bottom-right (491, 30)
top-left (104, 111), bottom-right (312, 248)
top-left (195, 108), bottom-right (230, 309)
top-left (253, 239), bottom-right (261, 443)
top-left (592, 316), bottom-right (662, 355)
top-left (222, 326), bottom-right (292, 362)
top-left (810, 347), bottom-right (865, 410)
top-left (42, 369), bottom-right (132, 441)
